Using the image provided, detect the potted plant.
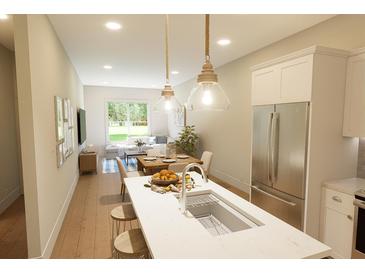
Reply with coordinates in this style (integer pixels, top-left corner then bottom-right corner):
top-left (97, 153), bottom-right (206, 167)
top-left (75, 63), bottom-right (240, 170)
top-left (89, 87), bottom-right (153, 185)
top-left (135, 139), bottom-right (146, 152)
top-left (175, 125), bottom-right (199, 156)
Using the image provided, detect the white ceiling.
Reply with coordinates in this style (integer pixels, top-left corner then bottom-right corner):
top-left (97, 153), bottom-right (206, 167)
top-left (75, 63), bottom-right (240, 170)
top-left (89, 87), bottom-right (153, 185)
top-left (0, 15), bottom-right (335, 88)
top-left (0, 15), bottom-right (14, 50)
top-left (48, 14), bottom-right (335, 89)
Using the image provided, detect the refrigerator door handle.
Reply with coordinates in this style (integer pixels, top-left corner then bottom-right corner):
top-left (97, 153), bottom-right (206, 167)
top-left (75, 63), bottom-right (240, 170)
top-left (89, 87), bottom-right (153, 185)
top-left (251, 185), bottom-right (297, 207)
top-left (267, 112), bottom-right (273, 183)
top-left (270, 112), bottom-right (279, 183)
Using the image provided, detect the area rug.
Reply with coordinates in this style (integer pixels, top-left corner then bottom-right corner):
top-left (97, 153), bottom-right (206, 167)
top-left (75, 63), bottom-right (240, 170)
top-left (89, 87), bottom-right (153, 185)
top-left (102, 157), bottom-right (138, 174)
top-left (102, 158), bottom-right (119, 174)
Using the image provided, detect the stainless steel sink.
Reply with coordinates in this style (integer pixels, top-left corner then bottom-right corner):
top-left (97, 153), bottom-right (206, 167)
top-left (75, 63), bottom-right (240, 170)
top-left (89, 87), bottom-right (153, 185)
top-left (177, 190), bottom-right (262, 236)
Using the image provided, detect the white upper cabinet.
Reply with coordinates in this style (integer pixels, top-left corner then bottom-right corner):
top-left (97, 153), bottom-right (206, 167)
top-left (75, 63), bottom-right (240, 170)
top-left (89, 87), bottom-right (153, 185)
top-left (251, 66), bottom-right (279, 105)
top-left (251, 52), bottom-right (313, 105)
top-left (343, 50), bottom-right (365, 137)
top-left (278, 55), bottom-right (313, 103)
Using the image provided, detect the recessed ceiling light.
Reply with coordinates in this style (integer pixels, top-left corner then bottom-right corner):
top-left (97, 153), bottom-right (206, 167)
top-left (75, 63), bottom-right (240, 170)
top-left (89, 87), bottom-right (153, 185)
top-left (105, 21), bottom-right (122, 31)
top-left (103, 65), bottom-right (112, 70)
top-left (217, 39), bottom-right (231, 46)
top-left (102, 81), bottom-right (109, 85)
top-left (0, 14), bottom-right (9, 20)
top-left (171, 71), bottom-right (179, 75)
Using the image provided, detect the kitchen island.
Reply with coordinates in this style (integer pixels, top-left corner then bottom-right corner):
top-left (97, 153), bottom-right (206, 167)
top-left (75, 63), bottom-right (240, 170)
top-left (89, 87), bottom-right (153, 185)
top-left (125, 172), bottom-right (331, 259)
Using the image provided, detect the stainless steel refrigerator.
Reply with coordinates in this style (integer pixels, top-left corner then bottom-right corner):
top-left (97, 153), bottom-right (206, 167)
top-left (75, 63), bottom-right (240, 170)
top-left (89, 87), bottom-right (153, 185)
top-left (251, 102), bottom-right (309, 230)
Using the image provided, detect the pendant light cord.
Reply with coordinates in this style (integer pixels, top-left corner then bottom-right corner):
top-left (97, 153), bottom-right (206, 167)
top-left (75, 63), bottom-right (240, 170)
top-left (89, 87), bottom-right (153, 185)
top-left (165, 14), bottom-right (170, 84)
top-left (205, 14), bottom-right (210, 60)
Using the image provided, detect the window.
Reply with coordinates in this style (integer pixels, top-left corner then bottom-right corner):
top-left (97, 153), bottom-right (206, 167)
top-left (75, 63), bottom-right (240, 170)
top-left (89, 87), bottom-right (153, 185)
top-left (107, 101), bottom-right (149, 143)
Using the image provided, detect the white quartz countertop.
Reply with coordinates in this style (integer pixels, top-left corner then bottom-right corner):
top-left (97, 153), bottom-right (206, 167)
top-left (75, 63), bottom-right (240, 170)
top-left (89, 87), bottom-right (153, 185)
top-left (323, 177), bottom-right (365, 195)
top-left (125, 172), bottom-right (330, 259)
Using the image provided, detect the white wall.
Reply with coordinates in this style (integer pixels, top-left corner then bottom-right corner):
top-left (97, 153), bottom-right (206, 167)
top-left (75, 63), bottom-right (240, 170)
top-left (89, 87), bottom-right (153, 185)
top-left (0, 43), bottom-right (21, 214)
top-left (169, 15), bottom-right (365, 194)
top-left (84, 85), bottom-right (168, 155)
top-left (14, 15), bottom-right (84, 258)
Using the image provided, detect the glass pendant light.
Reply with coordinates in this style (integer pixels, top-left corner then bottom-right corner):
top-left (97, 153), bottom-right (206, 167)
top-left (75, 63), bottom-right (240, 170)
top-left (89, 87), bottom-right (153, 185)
top-left (153, 15), bottom-right (182, 113)
top-left (187, 14), bottom-right (230, 111)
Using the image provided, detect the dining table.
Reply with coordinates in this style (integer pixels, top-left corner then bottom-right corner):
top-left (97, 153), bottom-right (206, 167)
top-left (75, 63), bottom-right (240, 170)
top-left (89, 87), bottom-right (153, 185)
top-left (136, 154), bottom-right (203, 175)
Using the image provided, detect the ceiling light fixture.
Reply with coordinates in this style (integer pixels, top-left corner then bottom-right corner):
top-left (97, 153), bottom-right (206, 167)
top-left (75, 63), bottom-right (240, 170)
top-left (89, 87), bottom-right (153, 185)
top-left (153, 15), bottom-right (181, 113)
top-left (187, 15), bottom-right (230, 111)
top-left (103, 65), bottom-right (112, 70)
top-left (105, 21), bottom-right (122, 30)
top-left (217, 39), bottom-right (231, 46)
top-left (0, 14), bottom-right (9, 20)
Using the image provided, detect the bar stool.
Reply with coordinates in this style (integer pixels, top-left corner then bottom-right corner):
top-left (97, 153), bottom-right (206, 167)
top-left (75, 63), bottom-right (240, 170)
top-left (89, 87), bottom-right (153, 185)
top-left (110, 203), bottom-right (137, 256)
top-left (113, 228), bottom-right (150, 259)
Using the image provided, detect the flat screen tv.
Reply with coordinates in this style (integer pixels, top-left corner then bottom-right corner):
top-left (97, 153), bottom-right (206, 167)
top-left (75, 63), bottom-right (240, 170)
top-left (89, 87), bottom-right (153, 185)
top-left (77, 108), bottom-right (87, 145)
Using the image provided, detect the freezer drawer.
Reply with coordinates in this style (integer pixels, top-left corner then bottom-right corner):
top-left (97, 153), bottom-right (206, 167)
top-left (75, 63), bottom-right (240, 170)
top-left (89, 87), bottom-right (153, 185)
top-left (251, 184), bottom-right (304, 230)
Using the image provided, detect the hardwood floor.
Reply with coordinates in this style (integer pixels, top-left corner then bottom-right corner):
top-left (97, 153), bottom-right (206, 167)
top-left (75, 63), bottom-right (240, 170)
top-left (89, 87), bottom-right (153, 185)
top-left (51, 163), bottom-right (138, 259)
top-left (0, 195), bottom-right (28, 259)
top-left (51, 158), bottom-right (249, 258)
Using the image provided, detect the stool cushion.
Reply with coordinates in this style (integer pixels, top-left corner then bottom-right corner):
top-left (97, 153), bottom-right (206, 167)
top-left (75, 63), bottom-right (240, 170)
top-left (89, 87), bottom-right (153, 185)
top-left (111, 203), bottom-right (137, 221)
top-left (114, 228), bottom-right (149, 256)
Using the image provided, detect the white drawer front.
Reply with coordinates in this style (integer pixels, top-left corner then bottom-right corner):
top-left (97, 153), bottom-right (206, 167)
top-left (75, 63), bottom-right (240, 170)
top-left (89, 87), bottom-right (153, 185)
top-left (324, 188), bottom-right (354, 215)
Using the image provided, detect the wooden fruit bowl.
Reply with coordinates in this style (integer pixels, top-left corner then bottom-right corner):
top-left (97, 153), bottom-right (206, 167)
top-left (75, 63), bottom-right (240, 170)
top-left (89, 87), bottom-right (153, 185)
top-left (151, 178), bottom-right (179, 186)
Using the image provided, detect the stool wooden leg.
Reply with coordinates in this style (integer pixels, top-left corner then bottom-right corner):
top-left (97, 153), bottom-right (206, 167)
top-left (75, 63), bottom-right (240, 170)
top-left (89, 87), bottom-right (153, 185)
top-left (111, 218), bottom-right (115, 256)
top-left (116, 220), bottom-right (121, 235)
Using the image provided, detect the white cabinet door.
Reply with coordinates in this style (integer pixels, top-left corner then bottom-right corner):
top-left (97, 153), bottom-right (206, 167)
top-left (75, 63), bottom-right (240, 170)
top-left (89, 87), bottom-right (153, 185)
top-left (251, 66), bottom-right (279, 105)
top-left (251, 55), bottom-right (313, 105)
top-left (343, 53), bottom-right (365, 137)
top-left (278, 55), bottom-right (313, 103)
top-left (323, 207), bottom-right (353, 258)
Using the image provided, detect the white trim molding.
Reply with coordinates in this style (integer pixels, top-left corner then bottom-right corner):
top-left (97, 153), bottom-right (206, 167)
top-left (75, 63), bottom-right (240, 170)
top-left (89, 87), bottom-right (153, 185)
top-left (0, 187), bottom-right (20, 215)
top-left (40, 173), bottom-right (79, 259)
top-left (251, 45), bottom-right (350, 71)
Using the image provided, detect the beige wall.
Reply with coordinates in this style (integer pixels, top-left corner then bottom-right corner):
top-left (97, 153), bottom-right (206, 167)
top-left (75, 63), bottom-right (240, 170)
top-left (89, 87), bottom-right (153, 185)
top-left (0, 43), bottom-right (21, 214)
top-left (84, 85), bottom-right (168, 155)
top-left (14, 15), bottom-right (84, 258)
top-left (170, 14), bottom-right (365, 193)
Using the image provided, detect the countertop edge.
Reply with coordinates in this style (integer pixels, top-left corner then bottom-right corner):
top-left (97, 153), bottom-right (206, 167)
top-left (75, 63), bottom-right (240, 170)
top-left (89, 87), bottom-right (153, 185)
top-left (322, 177), bottom-right (365, 195)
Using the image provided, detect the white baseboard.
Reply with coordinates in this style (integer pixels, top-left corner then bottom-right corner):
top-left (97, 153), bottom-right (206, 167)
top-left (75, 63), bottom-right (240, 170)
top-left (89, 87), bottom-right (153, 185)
top-left (40, 173), bottom-right (79, 259)
top-left (0, 187), bottom-right (20, 215)
top-left (210, 168), bottom-right (250, 194)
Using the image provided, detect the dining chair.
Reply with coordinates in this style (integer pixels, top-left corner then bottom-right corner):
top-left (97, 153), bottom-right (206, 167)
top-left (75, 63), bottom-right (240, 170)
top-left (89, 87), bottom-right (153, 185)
top-left (147, 148), bottom-right (160, 157)
top-left (168, 162), bottom-right (188, 173)
top-left (201, 151), bottom-right (213, 176)
top-left (116, 157), bottom-right (143, 201)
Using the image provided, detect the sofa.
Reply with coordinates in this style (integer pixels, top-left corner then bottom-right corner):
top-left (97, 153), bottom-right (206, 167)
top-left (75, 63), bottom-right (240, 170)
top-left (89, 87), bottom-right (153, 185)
top-left (105, 135), bottom-right (174, 159)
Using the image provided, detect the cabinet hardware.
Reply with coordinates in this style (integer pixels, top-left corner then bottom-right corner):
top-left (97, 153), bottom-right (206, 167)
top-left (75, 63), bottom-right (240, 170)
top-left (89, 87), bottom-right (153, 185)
top-left (347, 215), bottom-right (353, 220)
top-left (332, 196), bottom-right (342, 203)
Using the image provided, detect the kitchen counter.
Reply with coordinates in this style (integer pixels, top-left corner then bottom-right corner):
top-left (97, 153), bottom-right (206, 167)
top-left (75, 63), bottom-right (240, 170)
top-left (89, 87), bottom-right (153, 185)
top-left (125, 172), bottom-right (331, 259)
top-left (323, 177), bottom-right (365, 195)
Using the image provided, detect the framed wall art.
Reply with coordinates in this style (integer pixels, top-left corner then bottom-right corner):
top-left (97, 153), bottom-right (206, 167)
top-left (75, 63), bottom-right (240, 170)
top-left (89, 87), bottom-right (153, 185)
top-left (54, 96), bottom-right (75, 167)
top-left (54, 96), bottom-right (64, 144)
top-left (175, 106), bottom-right (186, 127)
